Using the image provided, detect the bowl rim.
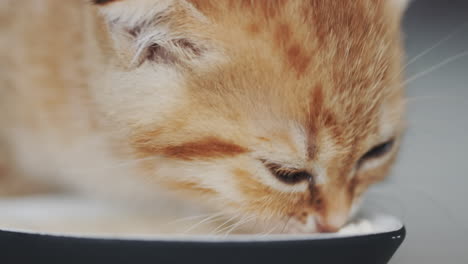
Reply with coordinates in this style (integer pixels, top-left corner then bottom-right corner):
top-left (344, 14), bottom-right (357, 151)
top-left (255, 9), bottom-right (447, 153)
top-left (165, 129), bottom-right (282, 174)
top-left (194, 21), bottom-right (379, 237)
top-left (0, 213), bottom-right (404, 243)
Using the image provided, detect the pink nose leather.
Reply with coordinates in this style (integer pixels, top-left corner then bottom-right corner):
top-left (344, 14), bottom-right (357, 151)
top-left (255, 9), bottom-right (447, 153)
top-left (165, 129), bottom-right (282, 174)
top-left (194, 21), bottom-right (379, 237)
top-left (316, 222), bottom-right (340, 233)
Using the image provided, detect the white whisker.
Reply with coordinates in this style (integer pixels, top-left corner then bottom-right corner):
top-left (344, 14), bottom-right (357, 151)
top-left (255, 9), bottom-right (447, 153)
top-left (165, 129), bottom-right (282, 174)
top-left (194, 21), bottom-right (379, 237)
top-left (404, 22), bottom-right (468, 68)
top-left (404, 95), bottom-right (465, 105)
top-left (281, 216), bottom-right (293, 234)
top-left (210, 214), bottom-right (240, 234)
top-left (260, 222), bottom-right (281, 236)
top-left (222, 215), bottom-right (256, 237)
top-left (165, 212), bottom-right (221, 225)
top-left (182, 213), bottom-right (225, 234)
top-left (405, 50), bottom-right (468, 85)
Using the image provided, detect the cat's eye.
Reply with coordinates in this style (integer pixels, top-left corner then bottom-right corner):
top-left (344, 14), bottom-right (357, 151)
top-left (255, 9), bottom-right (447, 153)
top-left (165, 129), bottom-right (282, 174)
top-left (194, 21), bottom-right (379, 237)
top-left (262, 161), bottom-right (312, 184)
top-left (359, 138), bottom-right (395, 164)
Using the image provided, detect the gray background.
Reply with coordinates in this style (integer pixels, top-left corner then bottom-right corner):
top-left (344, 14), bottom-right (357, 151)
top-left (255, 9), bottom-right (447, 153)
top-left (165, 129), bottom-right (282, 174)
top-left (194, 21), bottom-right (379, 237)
top-left (371, 0), bottom-right (468, 263)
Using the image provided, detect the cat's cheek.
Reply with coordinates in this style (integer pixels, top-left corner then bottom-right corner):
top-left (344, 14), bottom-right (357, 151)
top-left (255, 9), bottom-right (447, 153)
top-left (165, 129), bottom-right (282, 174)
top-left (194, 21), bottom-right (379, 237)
top-left (93, 64), bottom-right (188, 129)
top-left (136, 157), bottom-right (247, 206)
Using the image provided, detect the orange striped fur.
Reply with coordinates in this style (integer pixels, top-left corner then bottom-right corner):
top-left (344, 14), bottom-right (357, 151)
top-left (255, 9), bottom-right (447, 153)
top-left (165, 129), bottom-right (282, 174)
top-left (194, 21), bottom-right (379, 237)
top-left (0, 0), bottom-right (407, 233)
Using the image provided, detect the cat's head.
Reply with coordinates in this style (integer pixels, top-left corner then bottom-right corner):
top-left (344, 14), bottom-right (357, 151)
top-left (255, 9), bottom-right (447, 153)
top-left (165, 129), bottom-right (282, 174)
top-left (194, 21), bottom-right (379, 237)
top-left (93, 0), bottom-right (408, 233)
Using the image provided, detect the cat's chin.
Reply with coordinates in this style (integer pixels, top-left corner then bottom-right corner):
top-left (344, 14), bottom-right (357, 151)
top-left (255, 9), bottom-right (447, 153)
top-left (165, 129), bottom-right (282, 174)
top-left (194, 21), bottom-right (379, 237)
top-left (282, 218), bottom-right (320, 234)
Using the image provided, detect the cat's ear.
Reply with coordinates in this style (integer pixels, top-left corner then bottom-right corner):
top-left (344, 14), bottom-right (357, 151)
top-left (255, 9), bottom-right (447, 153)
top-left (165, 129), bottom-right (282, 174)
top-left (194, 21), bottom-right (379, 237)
top-left (93, 0), bottom-right (211, 67)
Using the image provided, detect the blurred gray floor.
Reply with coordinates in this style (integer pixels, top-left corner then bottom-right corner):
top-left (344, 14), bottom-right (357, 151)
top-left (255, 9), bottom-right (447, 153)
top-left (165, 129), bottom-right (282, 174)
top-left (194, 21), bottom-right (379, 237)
top-left (370, 0), bottom-right (468, 263)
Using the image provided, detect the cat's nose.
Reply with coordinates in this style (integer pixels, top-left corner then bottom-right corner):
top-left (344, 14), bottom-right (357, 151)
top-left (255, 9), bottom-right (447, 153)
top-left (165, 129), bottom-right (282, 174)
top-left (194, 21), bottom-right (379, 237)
top-left (315, 221), bottom-right (340, 233)
top-left (315, 213), bottom-right (348, 233)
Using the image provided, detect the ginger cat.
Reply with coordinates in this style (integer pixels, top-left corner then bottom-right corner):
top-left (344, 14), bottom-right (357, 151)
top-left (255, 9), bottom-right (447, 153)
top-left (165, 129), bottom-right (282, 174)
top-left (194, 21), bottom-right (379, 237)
top-left (0, 0), bottom-right (408, 234)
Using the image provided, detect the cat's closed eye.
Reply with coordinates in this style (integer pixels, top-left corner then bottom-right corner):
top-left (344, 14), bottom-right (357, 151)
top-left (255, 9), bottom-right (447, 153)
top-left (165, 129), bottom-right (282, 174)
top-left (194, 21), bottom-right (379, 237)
top-left (358, 138), bottom-right (395, 166)
top-left (262, 161), bottom-right (312, 184)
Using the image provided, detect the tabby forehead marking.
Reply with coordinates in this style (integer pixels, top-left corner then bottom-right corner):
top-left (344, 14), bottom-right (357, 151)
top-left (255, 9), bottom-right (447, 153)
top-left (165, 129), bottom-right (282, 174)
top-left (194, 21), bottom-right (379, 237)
top-left (162, 137), bottom-right (248, 160)
top-left (133, 135), bottom-right (249, 161)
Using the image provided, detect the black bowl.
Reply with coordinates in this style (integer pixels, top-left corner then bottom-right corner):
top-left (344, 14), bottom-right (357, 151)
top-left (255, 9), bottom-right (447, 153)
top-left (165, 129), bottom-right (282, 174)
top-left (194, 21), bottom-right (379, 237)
top-left (0, 221), bottom-right (405, 264)
top-left (0, 196), bottom-right (405, 264)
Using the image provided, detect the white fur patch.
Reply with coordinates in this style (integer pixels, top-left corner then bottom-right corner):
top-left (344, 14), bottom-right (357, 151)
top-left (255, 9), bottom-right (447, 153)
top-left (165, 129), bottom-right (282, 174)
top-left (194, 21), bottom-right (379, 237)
top-left (358, 149), bottom-right (393, 172)
top-left (94, 63), bottom-right (187, 128)
top-left (6, 128), bottom-right (163, 203)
